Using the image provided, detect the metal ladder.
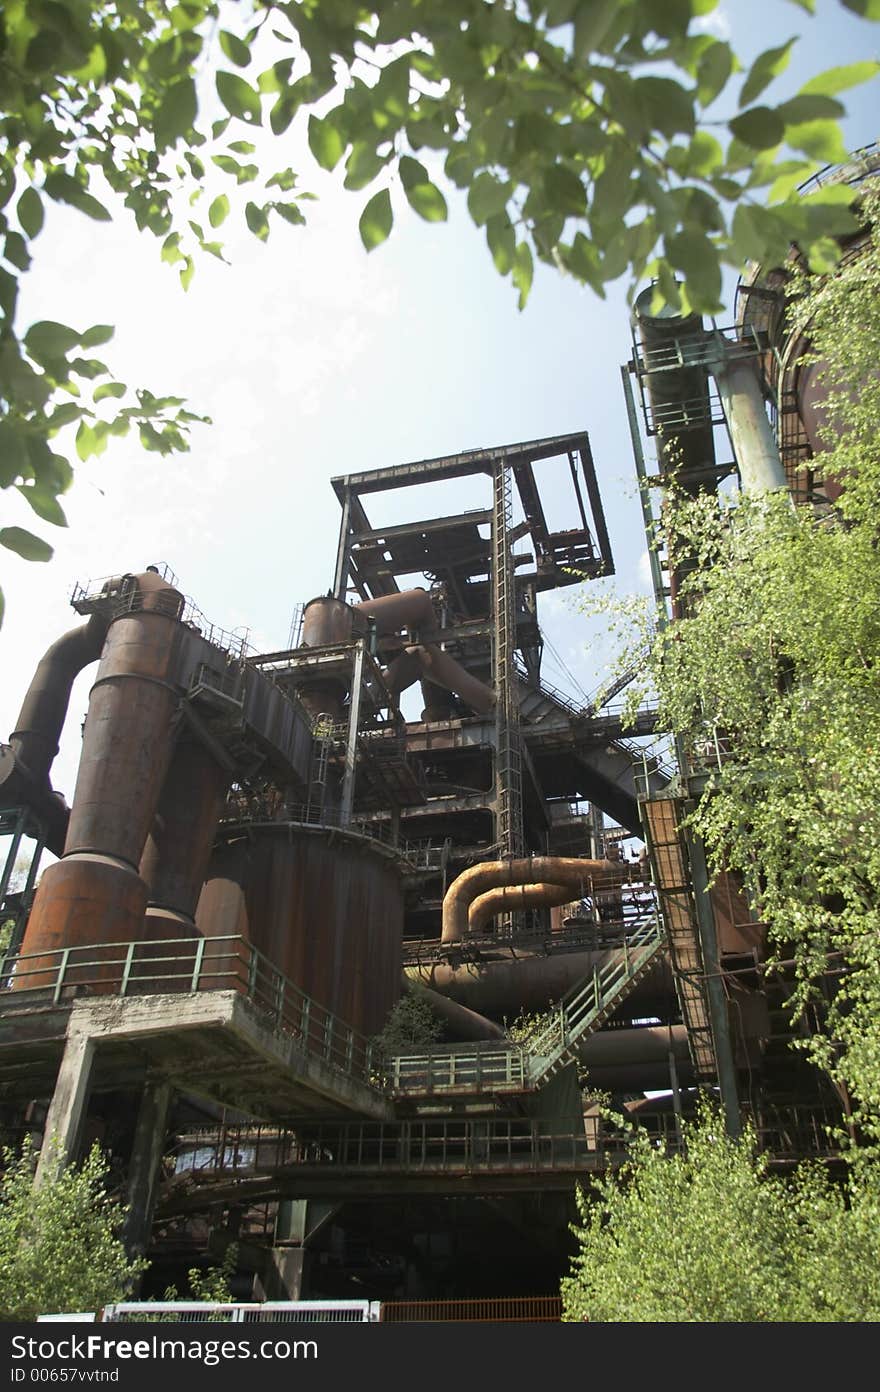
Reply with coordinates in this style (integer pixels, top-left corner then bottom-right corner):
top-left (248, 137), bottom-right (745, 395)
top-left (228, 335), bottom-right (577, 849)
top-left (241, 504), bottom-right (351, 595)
top-left (492, 459), bottom-right (524, 859)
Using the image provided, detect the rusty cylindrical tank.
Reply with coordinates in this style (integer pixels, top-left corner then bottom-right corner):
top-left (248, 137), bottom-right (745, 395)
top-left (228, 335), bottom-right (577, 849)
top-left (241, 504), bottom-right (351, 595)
top-left (298, 596), bottom-right (355, 719)
top-left (196, 824), bottom-right (405, 1037)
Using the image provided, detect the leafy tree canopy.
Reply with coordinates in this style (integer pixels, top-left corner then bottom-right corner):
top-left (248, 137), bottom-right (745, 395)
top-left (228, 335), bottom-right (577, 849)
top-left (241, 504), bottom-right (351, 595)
top-left (1, 0), bottom-right (879, 613)
top-left (561, 1102), bottom-right (880, 1322)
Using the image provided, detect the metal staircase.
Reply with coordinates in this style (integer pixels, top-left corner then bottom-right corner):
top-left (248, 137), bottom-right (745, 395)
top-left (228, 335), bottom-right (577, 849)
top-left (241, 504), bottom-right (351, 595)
top-left (389, 918), bottom-right (667, 1099)
top-left (523, 915), bottom-right (667, 1084)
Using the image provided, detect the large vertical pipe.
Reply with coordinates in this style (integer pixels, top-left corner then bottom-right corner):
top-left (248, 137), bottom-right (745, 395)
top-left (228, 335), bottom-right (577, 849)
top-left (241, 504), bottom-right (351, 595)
top-left (8, 614), bottom-right (108, 790)
top-left (140, 736), bottom-right (230, 936)
top-left (340, 639), bottom-right (365, 825)
top-left (19, 597), bottom-right (185, 975)
top-left (712, 354), bottom-right (788, 494)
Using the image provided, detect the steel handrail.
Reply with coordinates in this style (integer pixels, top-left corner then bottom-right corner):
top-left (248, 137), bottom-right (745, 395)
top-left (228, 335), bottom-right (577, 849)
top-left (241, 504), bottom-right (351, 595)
top-left (0, 934), bottom-right (386, 1089)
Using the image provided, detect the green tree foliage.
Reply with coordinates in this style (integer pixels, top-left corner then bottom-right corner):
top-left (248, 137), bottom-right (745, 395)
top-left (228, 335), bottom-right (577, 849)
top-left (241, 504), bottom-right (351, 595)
top-left (561, 1103), bottom-right (880, 1321)
top-left (1, 1), bottom-right (879, 608)
top-left (372, 987), bottom-right (445, 1051)
top-left (0, 1140), bottom-right (144, 1319)
top-left (617, 184), bottom-right (880, 1137)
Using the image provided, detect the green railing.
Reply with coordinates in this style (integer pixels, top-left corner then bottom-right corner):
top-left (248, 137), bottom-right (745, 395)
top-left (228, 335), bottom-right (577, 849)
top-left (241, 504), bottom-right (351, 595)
top-left (523, 915), bottom-right (667, 1082)
top-left (164, 1100), bottom-right (845, 1188)
top-left (387, 1044), bottom-right (527, 1096)
top-left (0, 935), bottom-right (384, 1090)
top-left (0, 919), bottom-right (665, 1103)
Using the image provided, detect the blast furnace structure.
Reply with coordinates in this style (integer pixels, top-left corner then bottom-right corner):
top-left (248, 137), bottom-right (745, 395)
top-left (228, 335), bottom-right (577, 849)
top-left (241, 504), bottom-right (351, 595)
top-left (2, 150), bottom-right (873, 1302)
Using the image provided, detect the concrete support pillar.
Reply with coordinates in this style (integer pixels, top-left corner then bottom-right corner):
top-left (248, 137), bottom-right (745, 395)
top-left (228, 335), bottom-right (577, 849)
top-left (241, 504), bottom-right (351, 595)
top-left (34, 1029), bottom-right (95, 1187)
top-left (121, 1078), bottom-right (173, 1265)
top-left (267, 1200), bottom-right (337, 1300)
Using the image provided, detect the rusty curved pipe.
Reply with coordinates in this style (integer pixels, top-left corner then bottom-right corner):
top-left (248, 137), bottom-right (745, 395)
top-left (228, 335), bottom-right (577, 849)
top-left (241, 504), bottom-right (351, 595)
top-left (8, 613), bottom-right (109, 789)
top-left (442, 856), bottom-right (619, 945)
top-left (468, 881), bottom-right (579, 934)
top-left (384, 644), bottom-right (495, 717)
top-left (0, 614), bottom-right (110, 852)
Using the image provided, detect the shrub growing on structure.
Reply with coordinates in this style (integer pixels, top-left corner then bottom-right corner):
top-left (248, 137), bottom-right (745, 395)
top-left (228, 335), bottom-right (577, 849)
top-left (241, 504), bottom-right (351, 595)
top-left (372, 989), bottom-right (446, 1053)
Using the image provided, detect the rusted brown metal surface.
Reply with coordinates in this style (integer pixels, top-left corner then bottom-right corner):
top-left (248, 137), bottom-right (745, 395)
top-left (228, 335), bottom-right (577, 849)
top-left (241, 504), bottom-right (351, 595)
top-left (406, 950), bottom-right (671, 1019)
top-left (441, 855), bottom-right (623, 943)
top-left (380, 1296), bottom-right (562, 1322)
top-left (19, 576), bottom-right (188, 973)
top-left (15, 857), bottom-right (148, 988)
top-left (196, 825), bottom-right (404, 1036)
top-left (469, 881), bottom-right (577, 933)
top-left (0, 614), bottom-right (109, 853)
top-left (63, 611), bottom-right (181, 864)
top-left (302, 596), bottom-right (355, 646)
top-left (140, 736), bottom-right (230, 936)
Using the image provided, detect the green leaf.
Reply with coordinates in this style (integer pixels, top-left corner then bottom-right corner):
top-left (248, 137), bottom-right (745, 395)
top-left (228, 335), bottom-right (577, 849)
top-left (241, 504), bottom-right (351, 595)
top-left (403, 180), bottom-right (447, 222)
top-left (728, 106), bottom-right (785, 151)
top-left (683, 131), bottom-right (724, 177)
top-left (16, 484), bottom-right (67, 527)
top-left (216, 71), bottom-right (262, 125)
top-left (308, 112), bottom-right (346, 171)
top-left (155, 76), bottom-right (198, 152)
top-left (44, 172), bottom-right (111, 221)
top-left (544, 164), bottom-right (587, 217)
top-left (636, 77), bottom-right (695, 138)
top-left (3, 231), bottom-right (30, 271)
top-left (739, 39), bottom-right (796, 109)
top-left (80, 324), bottom-right (114, 348)
top-left (399, 156), bottom-right (429, 192)
top-left (219, 29), bottom-right (251, 68)
top-left (0, 420), bottom-right (28, 487)
top-left (0, 526), bottom-right (53, 562)
top-left (344, 143), bottom-right (387, 192)
top-left (697, 41), bottom-right (734, 108)
top-left (17, 187), bottom-right (43, 239)
top-left (486, 214), bottom-right (516, 276)
top-left (512, 241), bottom-right (533, 310)
top-left (776, 95), bottom-right (844, 126)
top-left (272, 202), bottom-right (306, 226)
top-left (358, 188), bottom-right (393, 251)
top-left (209, 194), bottom-right (230, 228)
top-left (45, 402), bottom-right (83, 431)
top-left (93, 381), bottom-right (127, 402)
top-left (800, 60), bottom-right (880, 96)
top-left (269, 94), bottom-right (297, 135)
top-left (785, 119), bottom-right (848, 164)
top-left (24, 320), bottom-right (80, 361)
top-left (840, 0), bottom-right (880, 16)
top-left (467, 173), bottom-right (512, 227)
top-left (245, 201), bottom-right (270, 240)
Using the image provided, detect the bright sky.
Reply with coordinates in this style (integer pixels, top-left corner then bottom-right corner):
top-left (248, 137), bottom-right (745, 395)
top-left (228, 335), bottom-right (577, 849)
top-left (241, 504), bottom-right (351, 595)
top-left (1, 0), bottom-right (878, 812)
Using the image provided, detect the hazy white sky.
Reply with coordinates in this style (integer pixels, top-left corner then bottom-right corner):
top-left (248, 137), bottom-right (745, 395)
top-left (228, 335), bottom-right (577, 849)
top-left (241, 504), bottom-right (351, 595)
top-left (1, 0), bottom-right (878, 808)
